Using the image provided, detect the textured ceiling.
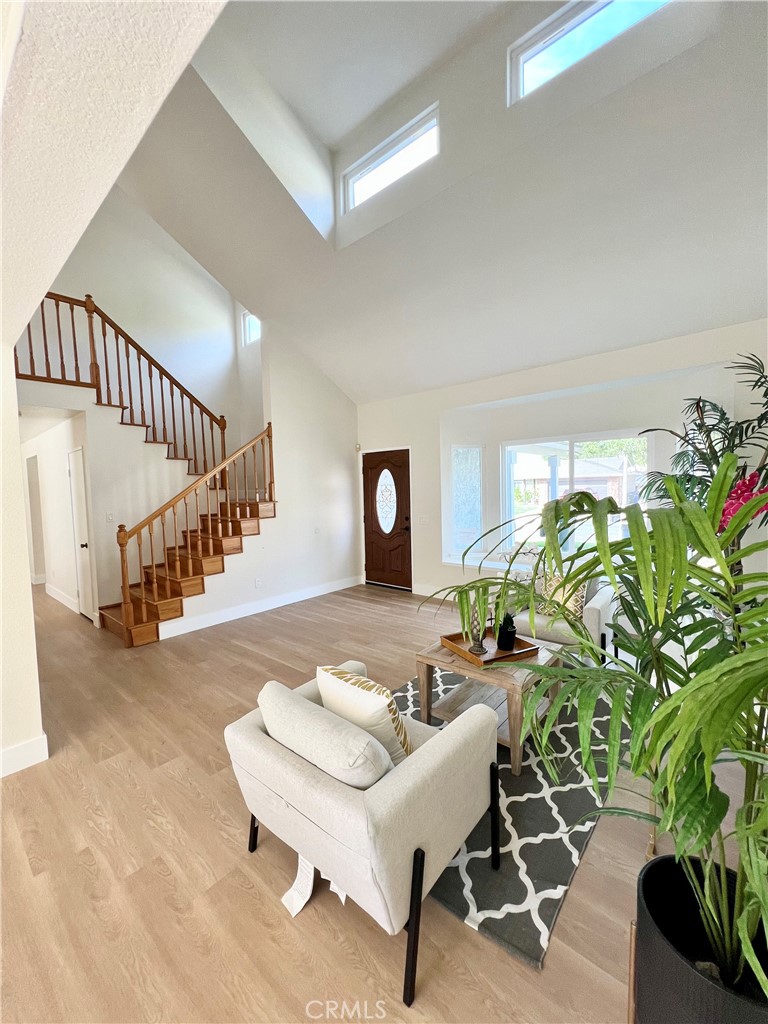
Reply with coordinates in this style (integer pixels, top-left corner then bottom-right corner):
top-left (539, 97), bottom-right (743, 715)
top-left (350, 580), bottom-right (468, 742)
top-left (1, 0), bottom-right (224, 346)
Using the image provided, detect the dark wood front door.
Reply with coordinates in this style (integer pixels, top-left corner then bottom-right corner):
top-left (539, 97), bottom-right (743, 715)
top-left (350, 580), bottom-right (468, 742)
top-left (363, 450), bottom-right (412, 590)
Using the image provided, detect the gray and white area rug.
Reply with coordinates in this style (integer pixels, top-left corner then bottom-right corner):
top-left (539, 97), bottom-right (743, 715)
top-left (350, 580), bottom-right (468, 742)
top-left (393, 670), bottom-right (609, 969)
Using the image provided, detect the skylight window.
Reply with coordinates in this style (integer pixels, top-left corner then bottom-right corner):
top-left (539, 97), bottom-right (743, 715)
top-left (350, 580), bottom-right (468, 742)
top-left (343, 106), bottom-right (439, 212)
top-left (508, 1), bottom-right (670, 103)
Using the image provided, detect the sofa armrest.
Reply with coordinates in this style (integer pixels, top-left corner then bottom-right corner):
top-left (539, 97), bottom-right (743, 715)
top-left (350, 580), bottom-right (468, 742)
top-left (363, 704), bottom-right (498, 932)
top-left (583, 583), bottom-right (618, 648)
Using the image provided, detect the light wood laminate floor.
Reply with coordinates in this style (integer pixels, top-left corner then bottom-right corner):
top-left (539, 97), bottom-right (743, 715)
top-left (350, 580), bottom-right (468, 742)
top-left (2, 585), bottom-right (652, 1024)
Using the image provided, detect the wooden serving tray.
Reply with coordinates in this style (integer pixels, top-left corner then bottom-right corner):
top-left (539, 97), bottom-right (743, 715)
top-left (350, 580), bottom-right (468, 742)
top-left (440, 628), bottom-right (539, 668)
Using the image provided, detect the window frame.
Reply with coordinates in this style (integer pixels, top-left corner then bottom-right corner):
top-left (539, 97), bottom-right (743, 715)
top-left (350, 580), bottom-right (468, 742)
top-left (241, 311), bottom-right (261, 347)
top-left (342, 103), bottom-right (439, 214)
top-left (507, 0), bottom-right (669, 106)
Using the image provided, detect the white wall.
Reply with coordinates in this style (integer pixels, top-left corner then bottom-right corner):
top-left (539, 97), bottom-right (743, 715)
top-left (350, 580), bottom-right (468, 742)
top-left (24, 454), bottom-right (46, 583)
top-left (160, 330), bottom-right (360, 638)
top-left (1, 0), bottom-right (222, 778)
top-left (52, 186), bottom-right (244, 447)
top-left (21, 414), bottom-right (87, 614)
top-left (357, 319), bottom-right (767, 596)
top-left (17, 382), bottom-right (192, 609)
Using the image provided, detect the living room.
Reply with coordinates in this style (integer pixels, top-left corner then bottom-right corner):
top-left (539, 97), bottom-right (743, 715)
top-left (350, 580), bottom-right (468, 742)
top-left (2, 2), bottom-right (767, 1023)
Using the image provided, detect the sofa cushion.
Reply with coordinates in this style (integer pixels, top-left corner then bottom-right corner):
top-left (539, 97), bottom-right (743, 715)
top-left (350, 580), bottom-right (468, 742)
top-left (258, 680), bottom-right (394, 789)
top-left (317, 666), bottom-right (413, 765)
top-left (514, 610), bottom-right (578, 645)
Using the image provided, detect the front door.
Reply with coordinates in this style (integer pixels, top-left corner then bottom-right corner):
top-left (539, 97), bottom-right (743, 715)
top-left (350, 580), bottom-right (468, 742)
top-left (362, 450), bottom-right (412, 590)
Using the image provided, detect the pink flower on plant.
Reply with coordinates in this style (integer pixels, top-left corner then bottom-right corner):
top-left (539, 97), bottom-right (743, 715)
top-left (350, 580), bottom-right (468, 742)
top-left (718, 470), bottom-right (768, 532)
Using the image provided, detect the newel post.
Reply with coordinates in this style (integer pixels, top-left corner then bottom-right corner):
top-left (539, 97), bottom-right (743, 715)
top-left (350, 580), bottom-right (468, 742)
top-left (117, 524), bottom-right (134, 642)
top-left (267, 421), bottom-right (275, 502)
top-left (219, 415), bottom-right (228, 491)
top-left (85, 294), bottom-right (102, 403)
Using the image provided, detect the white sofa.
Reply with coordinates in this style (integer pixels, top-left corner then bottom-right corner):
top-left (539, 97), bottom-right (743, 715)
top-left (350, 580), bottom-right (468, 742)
top-left (224, 660), bottom-right (501, 1006)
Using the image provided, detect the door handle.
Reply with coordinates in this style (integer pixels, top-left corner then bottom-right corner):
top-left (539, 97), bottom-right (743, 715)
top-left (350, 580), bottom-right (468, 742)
top-left (403, 526), bottom-right (410, 533)
top-left (80, 543), bottom-right (88, 549)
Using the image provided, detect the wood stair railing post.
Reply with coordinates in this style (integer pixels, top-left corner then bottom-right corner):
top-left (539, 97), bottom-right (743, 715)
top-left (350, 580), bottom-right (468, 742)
top-left (267, 421), bottom-right (275, 501)
top-left (85, 294), bottom-right (102, 403)
top-left (117, 525), bottom-right (134, 643)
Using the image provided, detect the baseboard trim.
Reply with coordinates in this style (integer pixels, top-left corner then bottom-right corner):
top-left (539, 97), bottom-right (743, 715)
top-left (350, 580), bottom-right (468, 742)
top-left (45, 583), bottom-right (79, 614)
top-left (31, 573), bottom-right (46, 585)
top-left (158, 576), bottom-right (365, 640)
top-left (412, 581), bottom-right (446, 599)
top-left (1, 733), bottom-right (49, 777)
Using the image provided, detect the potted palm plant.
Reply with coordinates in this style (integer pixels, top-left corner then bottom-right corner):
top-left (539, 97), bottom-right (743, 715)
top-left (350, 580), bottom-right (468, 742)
top-left (481, 457), bottom-right (768, 1021)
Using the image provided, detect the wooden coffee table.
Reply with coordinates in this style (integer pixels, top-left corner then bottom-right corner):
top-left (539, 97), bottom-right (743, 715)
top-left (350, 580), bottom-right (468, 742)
top-left (416, 638), bottom-right (562, 775)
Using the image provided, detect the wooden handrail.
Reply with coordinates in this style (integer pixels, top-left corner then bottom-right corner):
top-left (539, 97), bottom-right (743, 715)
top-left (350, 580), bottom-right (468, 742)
top-left (124, 424), bottom-right (272, 540)
top-left (15, 291), bottom-right (227, 475)
top-left (91, 303), bottom-right (224, 428)
top-left (116, 423), bottom-right (274, 641)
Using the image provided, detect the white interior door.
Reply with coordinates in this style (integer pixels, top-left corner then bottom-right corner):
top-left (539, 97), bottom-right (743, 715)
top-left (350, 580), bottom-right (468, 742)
top-left (67, 448), bottom-right (94, 620)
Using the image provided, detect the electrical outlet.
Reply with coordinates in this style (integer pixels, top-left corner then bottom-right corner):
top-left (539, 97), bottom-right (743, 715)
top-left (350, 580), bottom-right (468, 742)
top-left (106, 512), bottom-right (114, 523)
top-left (314, 527), bottom-right (320, 535)
top-left (254, 578), bottom-right (263, 589)
top-left (417, 515), bottom-right (428, 526)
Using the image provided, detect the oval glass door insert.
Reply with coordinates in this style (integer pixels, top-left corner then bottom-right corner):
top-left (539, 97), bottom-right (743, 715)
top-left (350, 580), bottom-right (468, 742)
top-left (375, 469), bottom-right (397, 534)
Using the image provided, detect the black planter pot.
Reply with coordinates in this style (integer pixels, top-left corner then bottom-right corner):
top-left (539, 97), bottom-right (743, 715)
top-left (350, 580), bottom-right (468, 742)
top-left (496, 623), bottom-right (517, 651)
top-left (635, 855), bottom-right (768, 1024)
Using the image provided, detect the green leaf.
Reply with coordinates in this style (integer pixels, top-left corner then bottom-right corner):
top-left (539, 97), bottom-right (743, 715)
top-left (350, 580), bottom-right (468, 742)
top-left (680, 500), bottom-right (732, 580)
top-left (541, 500), bottom-right (563, 575)
top-left (706, 453), bottom-right (739, 528)
top-left (625, 504), bottom-right (655, 619)
top-left (720, 489), bottom-right (768, 547)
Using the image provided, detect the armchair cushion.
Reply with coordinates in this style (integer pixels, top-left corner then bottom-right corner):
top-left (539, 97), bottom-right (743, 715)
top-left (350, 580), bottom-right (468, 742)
top-left (258, 680), bottom-right (394, 789)
top-left (317, 666), bottom-right (413, 765)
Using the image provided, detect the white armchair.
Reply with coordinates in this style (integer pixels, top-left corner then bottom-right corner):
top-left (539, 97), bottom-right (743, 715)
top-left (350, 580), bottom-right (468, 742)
top-left (224, 660), bottom-right (501, 1006)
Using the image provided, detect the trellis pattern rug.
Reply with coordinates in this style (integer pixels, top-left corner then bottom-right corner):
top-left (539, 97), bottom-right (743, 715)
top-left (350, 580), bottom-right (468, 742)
top-left (393, 669), bottom-right (609, 969)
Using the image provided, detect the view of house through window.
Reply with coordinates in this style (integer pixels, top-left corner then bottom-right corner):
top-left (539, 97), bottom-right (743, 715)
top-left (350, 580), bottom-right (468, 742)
top-left (509, 0), bottom-right (670, 102)
top-left (502, 435), bottom-right (648, 550)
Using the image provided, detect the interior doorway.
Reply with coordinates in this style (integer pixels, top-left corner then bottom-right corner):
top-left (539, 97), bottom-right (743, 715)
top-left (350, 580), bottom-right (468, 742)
top-left (362, 449), bottom-right (412, 590)
top-left (67, 447), bottom-right (94, 620)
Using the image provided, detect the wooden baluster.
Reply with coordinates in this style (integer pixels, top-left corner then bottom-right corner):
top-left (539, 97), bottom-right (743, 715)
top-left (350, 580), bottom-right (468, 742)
top-left (242, 452), bottom-right (249, 517)
top-left (148, 521), bottom-right (158, 603)
top-left (170, 385), bottom-right (178, 458)
top-left (159, 373), bottom-right (168, 443)
top-left (233, 444), bottom-right (241, 518)
top-left (191, 403), bottom-right (198, 473)
top-left (205, 481), bottom-right (213, 556)
top-left (257, 442), bottom-right (264, 516)
top-left (194, 489), bottom-right (202, 557)
top-left (218, 416), bottom-right (228, 497)
top-left (117, 526), bottom-right (134, 643)
top-left (54, 299), bottom-right (66, 379)
top-left (137, 532), bottom-right (146, 624)
top-left (267, 422), bottom-right (275, 501)
top-left (213, 460), bottom-right (222, 537)
top-left (200, 408), bottom-right (208, 473)
top-left (85, 294), bottom-right (101, 401)
top-left (209, 418), bottom-right (216, 473)
top-left (40, 300), bottom-right (51, 378)
top-left (124, 338), bottom-right (135, 424)
top-left (112, 328), bottom-right (124, 411)
top-left (70, 304), bottom-right (81, 382)
top-left (14, 345), bottom-right (20, 376)
top-left (160, 512), bottom-right (170, 599)
top-left (181, 394), bottom-right (189, 460)
top-left (183, 496), bottom-right (192, 576)
top-left (172, 504), bottom-right (181, 581)
top-left (100, 316), bottom-right (112, 404)
top-left (148, 363), bottom-right (157, 441)
top-left (26, 323), bottom-right (36, 376)
top-left (137, 353), bottom-right (146, 425)
top-left (261, 436), bottom-right (267, 503)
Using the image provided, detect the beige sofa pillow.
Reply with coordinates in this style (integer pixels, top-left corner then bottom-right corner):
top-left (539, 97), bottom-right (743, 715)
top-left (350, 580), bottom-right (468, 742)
top-left (258, 680), bottom-right (393, 789)
top-left (317, 666), bottom-right (413, 765)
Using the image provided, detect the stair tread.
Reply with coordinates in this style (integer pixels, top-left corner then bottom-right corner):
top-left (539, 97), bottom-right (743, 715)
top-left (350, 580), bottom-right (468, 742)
top-left (128, 585), bottom-right (182, 606)
top-left (100, 602), bottom-right (163, 627)
top-left (144, 563), bottom-right (205, 581)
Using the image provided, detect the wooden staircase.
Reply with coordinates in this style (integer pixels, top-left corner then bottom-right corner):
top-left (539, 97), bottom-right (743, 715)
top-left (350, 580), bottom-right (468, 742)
top-left (99, 429), bottom-right (276, 647)
top-left (16, 291), bottom-right (278, 648)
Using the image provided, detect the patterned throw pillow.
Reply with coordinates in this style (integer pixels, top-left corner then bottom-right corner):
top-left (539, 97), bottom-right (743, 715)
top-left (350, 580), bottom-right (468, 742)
top-left (541, 575), bottom-right (587, 618)
top-left (317, 666), bottom-right (413, 765)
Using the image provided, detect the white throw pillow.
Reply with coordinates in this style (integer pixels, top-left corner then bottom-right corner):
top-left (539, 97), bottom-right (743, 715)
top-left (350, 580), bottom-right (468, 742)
top-left (258, 679), bottom-right (393, 789)
top-left (317, 666), bottom-right (413, 765)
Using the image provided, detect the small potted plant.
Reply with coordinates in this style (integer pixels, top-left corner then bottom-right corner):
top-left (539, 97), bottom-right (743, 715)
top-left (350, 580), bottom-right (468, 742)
top-left (496, 608), bottom-right (517, 651)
